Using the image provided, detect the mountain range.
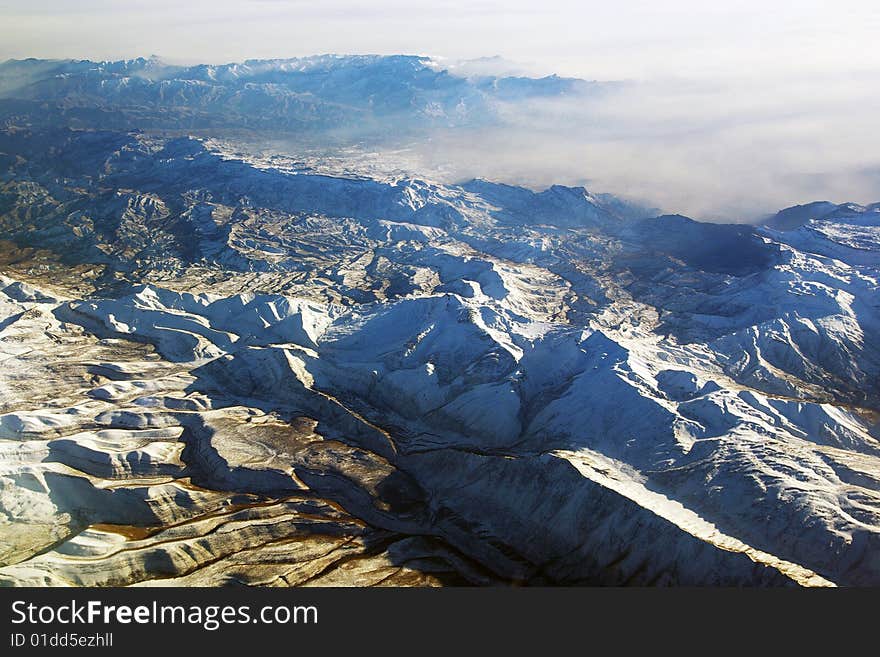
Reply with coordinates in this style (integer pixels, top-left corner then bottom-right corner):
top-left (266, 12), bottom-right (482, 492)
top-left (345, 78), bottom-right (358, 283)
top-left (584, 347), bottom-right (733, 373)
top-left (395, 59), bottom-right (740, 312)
top-left (0, 57), bottom-right (878, 586)
top-left (0, 55), bottom-right (598, 136)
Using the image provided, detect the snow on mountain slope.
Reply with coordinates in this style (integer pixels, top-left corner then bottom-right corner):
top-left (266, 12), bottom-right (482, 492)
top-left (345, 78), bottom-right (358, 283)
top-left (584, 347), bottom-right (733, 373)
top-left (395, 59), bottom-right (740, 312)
top-left (0, 125), bottom-right (879, 586)
top-left (762, 202), bottom-right (880, 268)
top-left (0, 56), bottom-right (599, 137)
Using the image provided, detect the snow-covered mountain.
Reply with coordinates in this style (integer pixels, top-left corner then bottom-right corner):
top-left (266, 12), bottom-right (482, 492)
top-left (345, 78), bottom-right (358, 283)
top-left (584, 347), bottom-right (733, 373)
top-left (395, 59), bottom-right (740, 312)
top-left (0, 55), bottom-right (597, 136)
top-left (0, 62), bottom-right (878, 586)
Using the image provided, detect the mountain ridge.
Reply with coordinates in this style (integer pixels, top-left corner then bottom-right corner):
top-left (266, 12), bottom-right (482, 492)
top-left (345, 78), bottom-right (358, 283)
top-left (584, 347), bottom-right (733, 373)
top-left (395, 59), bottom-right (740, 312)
top-left (0, 59), bottom-right (879, 586)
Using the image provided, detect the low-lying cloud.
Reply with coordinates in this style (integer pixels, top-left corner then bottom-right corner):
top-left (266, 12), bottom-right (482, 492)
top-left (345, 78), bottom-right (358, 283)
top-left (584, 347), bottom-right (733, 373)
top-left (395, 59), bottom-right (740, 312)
top-left (399, 69), bottom-right (880, 222)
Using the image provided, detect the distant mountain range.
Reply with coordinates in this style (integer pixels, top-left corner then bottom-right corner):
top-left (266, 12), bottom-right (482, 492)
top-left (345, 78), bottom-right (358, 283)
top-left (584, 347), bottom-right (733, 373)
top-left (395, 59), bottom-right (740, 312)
top-left (0, 55), bottom-right (602, 135)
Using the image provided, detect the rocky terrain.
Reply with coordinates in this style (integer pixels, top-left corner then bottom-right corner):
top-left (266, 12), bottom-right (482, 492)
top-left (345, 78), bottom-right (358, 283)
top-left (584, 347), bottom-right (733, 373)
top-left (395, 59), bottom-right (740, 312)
top-left (0, 57), bottom-right (879, 586)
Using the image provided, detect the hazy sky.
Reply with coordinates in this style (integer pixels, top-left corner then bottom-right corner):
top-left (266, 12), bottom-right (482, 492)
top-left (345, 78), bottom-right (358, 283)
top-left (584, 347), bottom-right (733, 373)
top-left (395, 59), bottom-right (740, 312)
top-left (1, 1), bottom-right (878, 219)
top-left (1, 0), bottom-right (878, 80)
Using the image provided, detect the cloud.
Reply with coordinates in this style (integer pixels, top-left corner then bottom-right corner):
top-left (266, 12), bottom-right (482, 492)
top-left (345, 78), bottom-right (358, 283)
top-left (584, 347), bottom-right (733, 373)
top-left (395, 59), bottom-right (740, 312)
top-left (2, 1), bottom-right (878, 220)
top-left (392, 69), bottom-right (880, 221)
